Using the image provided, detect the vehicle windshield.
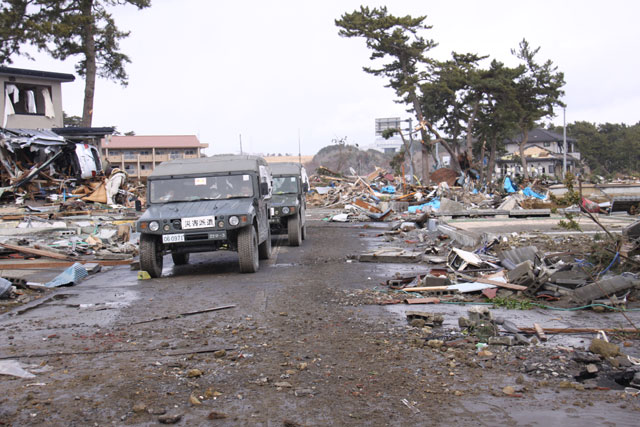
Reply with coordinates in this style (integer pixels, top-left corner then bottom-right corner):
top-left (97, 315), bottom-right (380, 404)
top-left (273, 176), bottom-right (299, 194)
top-left (149, 174), bottom-right (253, 203)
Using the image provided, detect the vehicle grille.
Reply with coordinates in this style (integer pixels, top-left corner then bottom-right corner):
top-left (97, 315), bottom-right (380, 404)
top-left (185, 233), bottom-right (209, 241)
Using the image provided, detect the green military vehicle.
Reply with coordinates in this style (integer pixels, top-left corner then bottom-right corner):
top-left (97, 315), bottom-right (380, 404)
top-left (136, 155), bottom-right (273, 277)
top-left (269, 162), bottom-right (308, 246)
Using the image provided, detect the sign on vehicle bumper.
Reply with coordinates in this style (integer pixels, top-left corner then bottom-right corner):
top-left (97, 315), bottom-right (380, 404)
top-left (208, 231), bottom-right (227, 240)
top-left (181, 216), bottom-right (216, 229)
top-left (162, 233), bottom-right (185, 243)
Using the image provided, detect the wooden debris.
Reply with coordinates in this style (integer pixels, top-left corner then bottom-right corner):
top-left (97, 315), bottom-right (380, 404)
top-left (533, 323), bottom-right (548, 341)
top-left (0, 242), bottom-right (76, 261)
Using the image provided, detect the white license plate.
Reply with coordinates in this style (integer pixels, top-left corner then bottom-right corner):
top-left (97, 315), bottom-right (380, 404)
top-left (162, 233), bottom-right (185, 243)
top-left (181, 215), bottom-right (216, 230)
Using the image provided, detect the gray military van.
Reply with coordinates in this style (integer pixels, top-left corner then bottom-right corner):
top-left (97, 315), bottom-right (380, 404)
top-left (136, 155), bottom-right (273, 277)
top-left (269, 162), bottom-right (308, 246)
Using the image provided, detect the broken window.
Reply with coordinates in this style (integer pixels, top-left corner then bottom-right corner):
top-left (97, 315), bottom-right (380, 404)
top-left (4, 83), bottom-right (55, 117)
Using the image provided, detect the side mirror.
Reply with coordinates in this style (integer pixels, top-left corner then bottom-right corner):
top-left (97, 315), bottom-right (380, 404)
top-left (260, 182), bottom-right (269, 196)
top-left (303, 182), bottom-right (309, 192)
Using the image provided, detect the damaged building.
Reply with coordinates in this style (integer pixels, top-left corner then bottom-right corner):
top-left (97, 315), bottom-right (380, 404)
top-left (0, 66), bottom-right (116, 202)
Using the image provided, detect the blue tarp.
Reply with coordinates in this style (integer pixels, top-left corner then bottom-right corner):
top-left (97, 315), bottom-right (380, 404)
top-left (522, 186), bottom-right (545, 200)
top-left (44, 263), bottom-right (88, 288)
top-left (381, 185), bottom-right (396, 194)
top-left (408, 198), bottom-right (440, 213)
top-left (503, 177), bottom-right (517, 193)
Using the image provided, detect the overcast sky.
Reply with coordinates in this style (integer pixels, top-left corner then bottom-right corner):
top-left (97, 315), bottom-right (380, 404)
top-left (8, 0), bottom-right (640, 155)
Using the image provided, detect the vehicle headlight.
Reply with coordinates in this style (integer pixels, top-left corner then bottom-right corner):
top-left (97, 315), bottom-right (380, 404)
top-left (282, 207), bottom-right (290, 214)
top-left (229, 216), bottom-right (239, 226)
top-left (149, 221), bottom-right (160, 231)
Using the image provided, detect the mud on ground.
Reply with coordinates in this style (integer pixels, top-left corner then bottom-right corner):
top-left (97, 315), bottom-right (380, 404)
top-left (1, 212), bottom-right (639, 426)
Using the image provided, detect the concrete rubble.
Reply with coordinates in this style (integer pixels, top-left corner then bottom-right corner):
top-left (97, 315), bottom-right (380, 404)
top-left (324, 164), bottom-right (640, 395)
top-left (0, 127), bottom-right (148, 312)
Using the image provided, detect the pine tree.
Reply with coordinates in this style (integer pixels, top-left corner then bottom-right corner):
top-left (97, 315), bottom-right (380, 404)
top-left (0, 0), bottom-right (151, 126)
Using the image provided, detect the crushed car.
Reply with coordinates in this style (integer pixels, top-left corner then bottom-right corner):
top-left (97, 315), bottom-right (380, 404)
top-left (269, 162), bottom-right (309, 245)
top-left (136, 154), bottom-right (274, 277)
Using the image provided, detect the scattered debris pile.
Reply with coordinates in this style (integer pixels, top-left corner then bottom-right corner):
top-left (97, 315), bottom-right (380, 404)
top-left (358, 214), bottom-right (640, 308)
top-left (0, 204), bottom-right (139, 313)
top-left (0, 128), bottom-right (144, 208)
top-left (309, 166), bottom-right (560, 222)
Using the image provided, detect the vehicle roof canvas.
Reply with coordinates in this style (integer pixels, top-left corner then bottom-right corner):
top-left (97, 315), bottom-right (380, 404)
top-left (150, 155), bottom-right (268, 178)
top-left (271, 162), bottom-right (304, 175)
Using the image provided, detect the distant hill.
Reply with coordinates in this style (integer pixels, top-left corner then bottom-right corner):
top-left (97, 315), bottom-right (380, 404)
top-left (306, 145), bottom-right (392, 176)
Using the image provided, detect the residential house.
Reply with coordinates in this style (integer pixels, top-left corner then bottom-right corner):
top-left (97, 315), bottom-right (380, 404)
top-left (497, 128), bottom-right (582, 178)
top-left (1, 66), bottom-right (75, 129)
top-left (101, 135), bottom-right (208, 180)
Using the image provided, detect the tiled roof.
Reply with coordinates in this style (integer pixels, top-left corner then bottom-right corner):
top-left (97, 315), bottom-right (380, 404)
top-left (506, 128), bottom-right (576, 144)
top-left (101, 135), bottom-right (207, 149)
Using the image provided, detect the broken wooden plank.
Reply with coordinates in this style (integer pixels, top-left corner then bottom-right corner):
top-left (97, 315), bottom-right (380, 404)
top-left (533, 323), bottom-right (548, 341)
top-left (354, 198), bottom-right (382, 213)
top-left (456, 273), bottom-right (528, 291)
top-left (405, 297), bottom-right (441, 304)
top-left (400, 286), bottom-right (450, 292)
top-left (131, 304), bottom-right (236, 325)
top-left (358, 251), bottom-right (423, 263)
top-left (472, 277), bottom-right (527, 291)
top-left (0, 259), bottom-right (133, 269)
top-left (518, 327), bottom-right (638, 334)
top-left (0, 213), bottom-right (50, 220)
top-left (0, 242), bottom-right (76, 261)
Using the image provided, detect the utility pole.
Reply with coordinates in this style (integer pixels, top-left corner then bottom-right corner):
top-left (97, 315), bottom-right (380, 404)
top-left (239, 134), bottom-right (243, 155)
top-left (298, 129), bottom-right (301, 165)
top-left (562, 107), bottom-right (567, 178)
top-left (407, 118), bottom-right (414, 183)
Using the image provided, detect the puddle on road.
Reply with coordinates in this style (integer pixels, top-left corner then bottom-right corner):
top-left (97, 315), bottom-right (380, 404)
top-left (460, 394), bottom-right (637, 426)
top-left (382, 302), bottom-right (639, 350)
top-left (5, 267), bottom-right (142, 328)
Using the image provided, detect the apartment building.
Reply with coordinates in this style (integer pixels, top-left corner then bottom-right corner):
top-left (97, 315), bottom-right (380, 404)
top-left (101, 135), bottom-right (208, 180)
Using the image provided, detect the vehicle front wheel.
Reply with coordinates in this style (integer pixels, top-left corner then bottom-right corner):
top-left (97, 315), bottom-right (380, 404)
top-left (301, 224), bottom-right (307, 240)
top-left (238, 226), bottom-right (259, 273)
top-left (288, 214), bottom-right (302, 246)
top-left (171, 252), bottom-right (189, 265)
top-left (258, 226), bottom-right (272, 259)
top-left (140, 234), bottom-right (163, 278)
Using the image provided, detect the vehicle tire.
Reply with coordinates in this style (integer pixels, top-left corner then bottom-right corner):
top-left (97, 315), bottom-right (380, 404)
top-left (258, 226), bottom-right (272, 259)
top-left (301, 224), bottom-right (307, 240)
top-left (171, 252), bottom-right (189, 265)
top-left (238, 226), bottom-right (259, 273)
top-left (140, 234), bottom-right (163, 278)
top-left (288, 214), bottom-right (302, 246)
